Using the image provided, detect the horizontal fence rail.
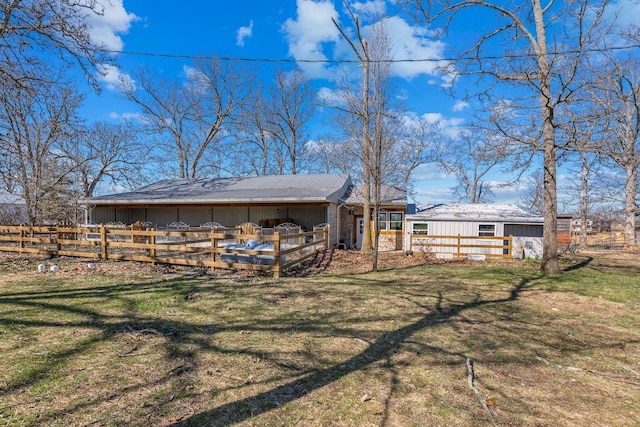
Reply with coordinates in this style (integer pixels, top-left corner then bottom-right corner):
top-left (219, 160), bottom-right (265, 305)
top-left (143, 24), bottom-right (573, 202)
top-left (409, 234), bottom-right (513, 259)
top-left (0, 224), bottom-right (329, 278)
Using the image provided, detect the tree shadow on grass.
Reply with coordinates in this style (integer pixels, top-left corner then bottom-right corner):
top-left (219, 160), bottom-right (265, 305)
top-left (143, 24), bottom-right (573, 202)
top-left (174, 277), bottom-right (535, 426)
top-left (3, 260), bottom-right (629, 426)
top-left (563, 256), bottom-right (593, 272)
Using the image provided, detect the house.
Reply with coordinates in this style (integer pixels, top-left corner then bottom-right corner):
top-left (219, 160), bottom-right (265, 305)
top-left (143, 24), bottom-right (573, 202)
top-left (82, 174), bottom-right (354, 247)
top-left (405, 204), bottom-right (544, 259)
top-left (338, 184), bottom-right (408, 250)
top-left (0, 194), bottom-right (28, 224)
top-left (82, 174), bottom-right (412, 251)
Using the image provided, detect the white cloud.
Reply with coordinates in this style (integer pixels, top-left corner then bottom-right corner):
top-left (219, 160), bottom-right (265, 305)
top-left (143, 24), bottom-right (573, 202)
top-left (316, 86), bottom-right (346, 105)
top-left (108, 111), bottom-right (140, 120)
top-left (97, 63), bottom-right (134, 91)
top-left (351, 1), bottom-right (387, 19)
top-left (282, 0), bottom-right (341, 78)
top-left (182, 65), bottom-right (200, 80)
top-left (605, 0), bottom-right (640, 31)
top-left (236, 20), bottom-right (254, 47)
top-left (281, 1), bottom-right (447, 82)
top-left (85, 1), bottom-right (138, 51)
top-left (452, 100), bottom-right (469, 112)
top-left (375, 16), bottom-right (446, 80)
top-left (418, 112), bottom-right (464, 137)
top-left (487, 181), bottom-right (522, 204)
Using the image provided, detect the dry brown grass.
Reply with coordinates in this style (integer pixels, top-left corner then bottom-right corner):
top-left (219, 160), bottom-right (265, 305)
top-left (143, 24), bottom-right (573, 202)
top-left (0, 250), bottom-right (638, 426)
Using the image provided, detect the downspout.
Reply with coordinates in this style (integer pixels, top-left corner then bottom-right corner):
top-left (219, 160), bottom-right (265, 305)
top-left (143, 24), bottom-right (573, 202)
top-left (336, 204), bottom-right (341, 249)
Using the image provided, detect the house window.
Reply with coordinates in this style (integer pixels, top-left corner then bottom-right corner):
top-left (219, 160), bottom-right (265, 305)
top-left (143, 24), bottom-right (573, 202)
top-left (479, 224), bottom-right (496, 237)
top-left (378, 212), bottom-right (387, 230)
top-left (376, 211), bottom-right (404, 231)
top-left (389, 212), bottom-right (403, 230)
top-left (412, 223), bottom-right (428, 235)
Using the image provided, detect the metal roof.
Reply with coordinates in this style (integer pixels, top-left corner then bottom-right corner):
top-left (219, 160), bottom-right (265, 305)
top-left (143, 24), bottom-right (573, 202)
top-left (0, 194), bottom-right (25, 204)
top-left (83, 174), bottom-right (352, 205)
top-left (341, 184), bottom-right (407, 206)
top-left (408, 203), bottom-right (544, 224)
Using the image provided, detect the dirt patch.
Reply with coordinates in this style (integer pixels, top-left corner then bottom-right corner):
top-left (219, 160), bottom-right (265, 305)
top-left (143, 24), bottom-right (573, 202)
top-left (0, 249), bottom-right (490, 279)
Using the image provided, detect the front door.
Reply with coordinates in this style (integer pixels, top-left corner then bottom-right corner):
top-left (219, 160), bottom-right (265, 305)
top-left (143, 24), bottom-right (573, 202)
top-left (356, 217), bottom-right (364, 249)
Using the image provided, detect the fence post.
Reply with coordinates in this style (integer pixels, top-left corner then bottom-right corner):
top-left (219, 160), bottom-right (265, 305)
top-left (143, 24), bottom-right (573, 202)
top-left (100, 224), bottom-right (107, 260)
top-left (19, 225), bottom-right (25, 253)
top-left (457, 234), bottom-right (461, 258)
top-left (150, 228), bottom-right (156, 262)
top-left (273, 231), bottom-right (281, 278)
top-left (324, 227), bottom-right (329, 250)
top-left (56, 227), bottom-right (61, 255)
top-left (312, 227), bottom-right (318, 251)
top-left (210, 229), bottom-right (217, 271)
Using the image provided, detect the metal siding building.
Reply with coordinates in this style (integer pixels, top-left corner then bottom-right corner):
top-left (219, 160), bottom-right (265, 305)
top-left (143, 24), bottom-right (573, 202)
top-left (81, 174), bottom-right (353, 247)
top-left (405, 204), bottom-right (544, 258)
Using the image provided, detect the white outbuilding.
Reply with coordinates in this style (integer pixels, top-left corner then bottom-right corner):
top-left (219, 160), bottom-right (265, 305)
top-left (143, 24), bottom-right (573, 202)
top-left (404, 204), bottom-right (544, 259)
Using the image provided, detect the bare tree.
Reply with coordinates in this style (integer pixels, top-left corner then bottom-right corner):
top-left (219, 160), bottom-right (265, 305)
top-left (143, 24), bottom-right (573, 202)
top-left (331, 3), bottom-right (375, 253)
top-left (405, 0), bottom-right (612, 274)
top-left (518, 171), bottom-right (544, 216)
top-left (305, 135), bottom-right (349, 174)
top-left (388, 115), bottom-right (441, 196)
top-left (191, 57), bottom-right (253, 177)
top-left (0, 0), bottom-right (112, 90)
top-left (60, 121), bottom-right (145, 198)
top-left (587, 53), bottom-right (640, 246)
top-left (0, 68), bottom-right (83, 225)
top-left (119, 67), bottom-right (197, 179)
top-left (331, 11), bottom-right (439, 269)
top-left (121, 58), bottom-right (251, 179)
top-left (368, 21), bottom-right (402, 271)
top-left (267, 68), bottom-right (315, 175)
top-left (559, 104), bottom-right (611, 249)
top-left (439, 124), bottom-right (509, 203)
top-left (232, 85), bottom-right (279, 176)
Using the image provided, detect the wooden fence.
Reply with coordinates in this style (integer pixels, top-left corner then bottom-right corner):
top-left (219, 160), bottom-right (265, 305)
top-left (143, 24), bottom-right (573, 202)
top-left (409, 234), bottom-right (513, 259)
top-left (0, 224), bottom-right (329, 278)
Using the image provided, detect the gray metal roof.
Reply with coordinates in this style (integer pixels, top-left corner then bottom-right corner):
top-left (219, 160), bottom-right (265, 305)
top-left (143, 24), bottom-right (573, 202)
top-left (342, 184), bottom-right (407, 206)
top-left (408, 203), bottom-right (543, 224)
top-left (84, 174), bottom-right (352, 205)
top-left (0, 194), bottom-right (25, 204)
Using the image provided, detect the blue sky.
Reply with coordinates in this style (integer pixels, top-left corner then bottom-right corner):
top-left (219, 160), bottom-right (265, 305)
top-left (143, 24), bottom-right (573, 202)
top-left (80, 0), bottom-right (639, 206)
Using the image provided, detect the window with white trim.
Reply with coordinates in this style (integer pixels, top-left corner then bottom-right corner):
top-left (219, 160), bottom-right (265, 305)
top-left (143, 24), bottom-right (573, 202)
top-left (412, 223), bottom-right (428, 235)
top-left (479, 224), bottom-right (496, 236)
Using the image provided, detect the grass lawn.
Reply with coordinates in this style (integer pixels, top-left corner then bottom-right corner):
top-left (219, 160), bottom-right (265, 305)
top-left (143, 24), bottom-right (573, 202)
top-left (0, 251), bottom-right (639, 426)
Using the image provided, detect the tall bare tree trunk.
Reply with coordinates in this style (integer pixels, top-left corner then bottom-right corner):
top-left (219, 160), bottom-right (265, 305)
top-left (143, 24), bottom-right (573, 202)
top-left (624, 164), bottom-right (637, 246)
top-left (361, 40), bottom-right (373, 253)
top-left (534, 0), bottom-right (561, 274)
top-left (580, 155), bottom-right (589, 249)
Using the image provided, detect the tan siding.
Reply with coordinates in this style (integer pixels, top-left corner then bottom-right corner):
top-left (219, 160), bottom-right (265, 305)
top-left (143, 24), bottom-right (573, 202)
top-left (115, 208), bottom-right (146, 224)
top-left (248, 206), bottom-right (281, 225)
top-left (91, 207), bottom-right (115, 224)
top-left (148, 207), bottom-right (178, 226)
top-left (178, 207), bottom-right (212, 226)
top-left (287, 206), bottom-right (327, 231)
top-left (90, 207), bottom-right (146, 225)
top-left (210, 206), bottom-right (248, 227)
